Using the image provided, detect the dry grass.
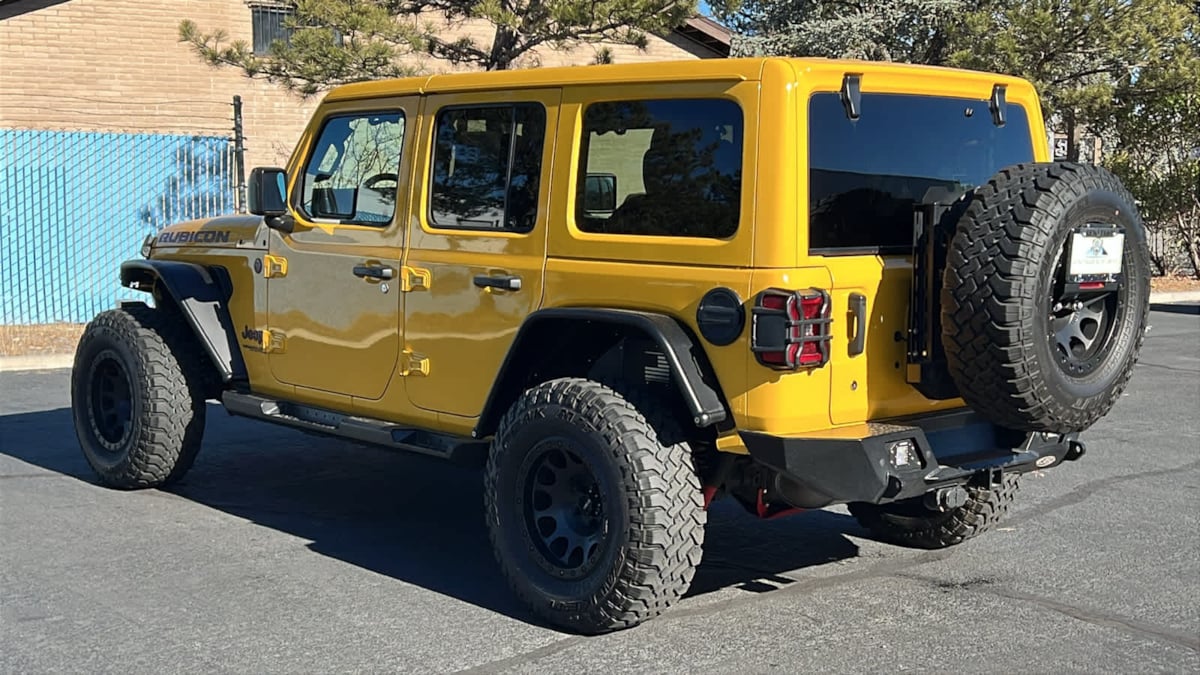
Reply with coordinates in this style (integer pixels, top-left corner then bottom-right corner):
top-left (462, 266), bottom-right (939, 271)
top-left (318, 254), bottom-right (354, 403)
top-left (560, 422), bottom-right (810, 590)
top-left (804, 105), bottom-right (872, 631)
top-left (0, 323), bottom-right (84, 357)
top-left (1150, 274), bottom-right (1200, 294)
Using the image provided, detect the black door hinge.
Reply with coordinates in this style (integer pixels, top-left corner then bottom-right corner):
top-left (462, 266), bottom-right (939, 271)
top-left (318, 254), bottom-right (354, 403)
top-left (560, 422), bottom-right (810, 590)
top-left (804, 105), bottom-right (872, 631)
top-left (840, 74), bottom-right (862, 121)
top-left (989, 84), bottom-right (1007, 127)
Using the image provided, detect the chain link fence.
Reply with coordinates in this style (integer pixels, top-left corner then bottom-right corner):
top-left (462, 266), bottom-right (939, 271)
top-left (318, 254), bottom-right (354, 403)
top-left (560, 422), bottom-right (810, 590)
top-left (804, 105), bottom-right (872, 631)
top-left (1, 129), bottom-right (239, 325)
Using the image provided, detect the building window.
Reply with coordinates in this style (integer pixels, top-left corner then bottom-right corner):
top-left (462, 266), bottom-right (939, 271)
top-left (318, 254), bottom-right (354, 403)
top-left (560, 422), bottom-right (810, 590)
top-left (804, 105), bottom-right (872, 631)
top-left (576, 98), bottom-right (743, 239)
top-left (250, 4), bottom-right (293, 56)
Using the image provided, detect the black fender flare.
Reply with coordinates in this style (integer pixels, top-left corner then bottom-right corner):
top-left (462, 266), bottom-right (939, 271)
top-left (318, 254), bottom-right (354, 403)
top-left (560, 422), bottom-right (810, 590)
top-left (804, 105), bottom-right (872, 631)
top-left (119, 260), bottom-right (247, 382)
top-left (475, 308), bottom-right (729, 438)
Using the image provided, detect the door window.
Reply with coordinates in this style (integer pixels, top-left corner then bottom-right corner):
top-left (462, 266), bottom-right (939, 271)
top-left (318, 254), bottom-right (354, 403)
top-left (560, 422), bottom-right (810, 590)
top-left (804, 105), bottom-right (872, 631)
top-left (429, 103), bottom-right (546, 232)
top-left (300, 111), bottom-right (405, 226)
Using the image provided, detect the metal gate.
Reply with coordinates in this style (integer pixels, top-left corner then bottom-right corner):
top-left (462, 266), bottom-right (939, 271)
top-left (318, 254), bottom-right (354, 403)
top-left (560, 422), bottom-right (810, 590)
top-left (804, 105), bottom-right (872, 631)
top-left (0, 129), bottom-right (237, 325)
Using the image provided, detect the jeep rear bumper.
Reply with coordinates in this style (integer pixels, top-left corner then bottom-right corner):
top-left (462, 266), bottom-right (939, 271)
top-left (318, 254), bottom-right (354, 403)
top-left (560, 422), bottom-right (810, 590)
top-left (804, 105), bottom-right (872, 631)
top-left (740, 410), bottom-right (1084, 506)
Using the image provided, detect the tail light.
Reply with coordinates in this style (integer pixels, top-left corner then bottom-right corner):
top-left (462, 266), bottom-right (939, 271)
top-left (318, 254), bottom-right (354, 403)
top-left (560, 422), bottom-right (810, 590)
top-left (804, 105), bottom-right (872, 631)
top-left (751, 288), bottom-right (832, 369)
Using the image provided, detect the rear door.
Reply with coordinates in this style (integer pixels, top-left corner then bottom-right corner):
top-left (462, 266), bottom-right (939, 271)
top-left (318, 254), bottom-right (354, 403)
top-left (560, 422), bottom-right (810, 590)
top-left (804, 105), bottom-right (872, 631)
top-left (401, 89), bottom-right (559, 417)
top-left (802, 85), bottom-right (1039, 424)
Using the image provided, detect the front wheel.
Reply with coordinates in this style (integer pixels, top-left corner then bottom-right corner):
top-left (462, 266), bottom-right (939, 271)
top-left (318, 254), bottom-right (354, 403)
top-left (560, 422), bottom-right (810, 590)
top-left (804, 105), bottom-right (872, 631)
top-left (848, 474), bottom-right (1019, 549)
top-left (484, 378), bottom-right (705, 634)
top-left (71, 305), bottom-right (208, 489)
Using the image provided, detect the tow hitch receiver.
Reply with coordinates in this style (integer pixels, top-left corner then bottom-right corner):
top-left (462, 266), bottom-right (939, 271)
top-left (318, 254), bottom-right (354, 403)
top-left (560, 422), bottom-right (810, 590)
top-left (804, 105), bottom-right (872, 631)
top-left (925, 486), bottom-right (968, 512)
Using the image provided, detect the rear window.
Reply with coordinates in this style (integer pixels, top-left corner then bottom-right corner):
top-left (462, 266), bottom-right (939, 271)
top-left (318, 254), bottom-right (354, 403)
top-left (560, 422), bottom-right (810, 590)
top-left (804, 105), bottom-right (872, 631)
top-left (808, 93), bottom-right (1034, 252)
top-left (576, 98), bottom-right (743, 238)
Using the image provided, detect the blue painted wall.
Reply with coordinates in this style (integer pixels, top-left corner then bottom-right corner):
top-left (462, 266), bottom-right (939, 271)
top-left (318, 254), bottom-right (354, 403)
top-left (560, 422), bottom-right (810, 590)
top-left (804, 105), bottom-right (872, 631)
top-left (0, 130), bottom-right (235, 324)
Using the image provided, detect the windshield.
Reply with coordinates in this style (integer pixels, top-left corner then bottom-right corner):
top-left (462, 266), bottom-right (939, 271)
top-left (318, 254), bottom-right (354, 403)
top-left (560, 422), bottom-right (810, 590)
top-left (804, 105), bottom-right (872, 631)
top-left (808, 92), bottom-right (1035, 252)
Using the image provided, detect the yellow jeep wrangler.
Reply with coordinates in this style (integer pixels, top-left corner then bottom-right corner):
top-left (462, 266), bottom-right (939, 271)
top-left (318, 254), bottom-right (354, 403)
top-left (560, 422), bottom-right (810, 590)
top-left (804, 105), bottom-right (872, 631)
top-left (72, 57), bottom-right (1150, 633)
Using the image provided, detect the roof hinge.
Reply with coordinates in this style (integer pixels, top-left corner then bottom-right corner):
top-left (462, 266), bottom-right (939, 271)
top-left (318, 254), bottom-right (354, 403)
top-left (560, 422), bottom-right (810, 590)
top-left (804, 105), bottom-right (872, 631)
top-left (989, 84), bottom-right (1007, 127)
top-left (840, 73), bottom-right (862, 121)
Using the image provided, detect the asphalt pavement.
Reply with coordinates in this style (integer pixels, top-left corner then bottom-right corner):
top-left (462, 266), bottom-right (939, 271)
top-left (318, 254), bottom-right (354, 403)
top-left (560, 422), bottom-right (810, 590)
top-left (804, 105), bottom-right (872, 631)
top-left (1, 307), bottom-right (1198, 673)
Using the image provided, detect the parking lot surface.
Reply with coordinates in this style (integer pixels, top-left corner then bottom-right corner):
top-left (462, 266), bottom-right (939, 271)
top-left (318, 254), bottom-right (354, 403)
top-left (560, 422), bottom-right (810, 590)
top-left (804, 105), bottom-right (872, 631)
top-left (2, 308), bottom-right (1198, 673)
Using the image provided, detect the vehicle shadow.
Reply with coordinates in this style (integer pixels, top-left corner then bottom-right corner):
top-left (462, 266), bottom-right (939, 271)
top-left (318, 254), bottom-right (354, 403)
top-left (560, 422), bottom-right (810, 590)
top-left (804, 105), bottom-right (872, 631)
top-left (0, 404), bottom-right (864, 627)
top-left (1149, 302), bottom-right (1200, 315)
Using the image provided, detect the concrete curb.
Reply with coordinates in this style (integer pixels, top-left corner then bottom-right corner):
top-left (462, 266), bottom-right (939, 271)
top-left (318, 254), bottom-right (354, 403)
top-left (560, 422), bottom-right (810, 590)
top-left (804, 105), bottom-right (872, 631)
top-left (2, 290), bottom-right (1196, 373)
top-left (0, 353), bottom-right (75, 373)
top-left (1149, 290), bottom-right (1200, 304)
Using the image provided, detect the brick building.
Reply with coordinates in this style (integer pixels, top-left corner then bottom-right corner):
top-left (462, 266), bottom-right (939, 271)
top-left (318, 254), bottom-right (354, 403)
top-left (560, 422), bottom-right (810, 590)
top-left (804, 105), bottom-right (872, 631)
top-left (0, 0), bottom-right (730, 169)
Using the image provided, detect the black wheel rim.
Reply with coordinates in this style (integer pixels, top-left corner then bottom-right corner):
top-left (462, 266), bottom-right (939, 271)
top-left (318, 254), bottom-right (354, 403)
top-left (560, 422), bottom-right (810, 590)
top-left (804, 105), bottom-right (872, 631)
top-left (1047, 241), bottom-right (1125, 378)
top-left (520, 439), bottom-right (608, 579)
top-left (88, 351), bottom-right (133, 449)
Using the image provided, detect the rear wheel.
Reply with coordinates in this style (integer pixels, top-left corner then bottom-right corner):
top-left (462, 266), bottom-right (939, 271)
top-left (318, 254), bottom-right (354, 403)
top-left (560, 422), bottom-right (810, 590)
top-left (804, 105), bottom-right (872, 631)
top-left (484, 377), bottom-right (705, 634)
top-left (71, 305), bottom-right (208, 488)
top-left (848, 474), bottom-right (1019, 549)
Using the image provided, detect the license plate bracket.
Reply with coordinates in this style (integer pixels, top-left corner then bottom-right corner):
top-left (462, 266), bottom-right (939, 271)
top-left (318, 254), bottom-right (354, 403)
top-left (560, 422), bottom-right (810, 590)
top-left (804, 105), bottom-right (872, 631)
top-left (1066, 224), bottom-right (1124, 285)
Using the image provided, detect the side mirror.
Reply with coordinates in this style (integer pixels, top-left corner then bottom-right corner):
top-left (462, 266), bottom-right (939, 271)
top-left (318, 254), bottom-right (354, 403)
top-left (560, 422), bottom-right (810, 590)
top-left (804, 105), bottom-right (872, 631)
top-left (583, 172), bottom-right (617, 214)
top-left (248, 167), bottom-right (288, 216)
top-left (248, 167), bottom-right (294, 233)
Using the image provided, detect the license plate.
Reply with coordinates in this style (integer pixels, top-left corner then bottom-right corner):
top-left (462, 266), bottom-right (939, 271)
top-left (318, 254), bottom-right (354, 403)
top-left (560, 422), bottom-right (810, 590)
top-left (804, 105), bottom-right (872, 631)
top-left (1068, 228), bottom-right (1124, 277)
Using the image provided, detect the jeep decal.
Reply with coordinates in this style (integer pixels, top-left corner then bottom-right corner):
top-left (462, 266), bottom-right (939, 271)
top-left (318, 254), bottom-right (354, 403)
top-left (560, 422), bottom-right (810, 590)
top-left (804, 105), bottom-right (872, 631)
top-left (158, 230), bottom-right (233, 245)
top-left (241, 325), bottom-right (264, 348)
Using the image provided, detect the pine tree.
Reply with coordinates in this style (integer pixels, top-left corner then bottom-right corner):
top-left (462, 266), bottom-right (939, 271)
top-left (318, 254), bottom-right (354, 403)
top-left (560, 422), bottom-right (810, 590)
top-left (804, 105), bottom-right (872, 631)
top-left (949, 0), bottom-right (1198, 162)
top-left (180, 0), bottom-right (696, 96)
top-left (710, 0), bottom-right (968, 64)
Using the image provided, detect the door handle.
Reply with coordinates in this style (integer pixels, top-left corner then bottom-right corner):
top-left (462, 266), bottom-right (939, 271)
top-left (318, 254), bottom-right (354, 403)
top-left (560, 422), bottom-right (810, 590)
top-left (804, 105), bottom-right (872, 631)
top-left (849, 293), bottom-right (867, 356)
top-left (353, 264), bottom-right (394, 280)
top-left (473, 274), bottom-right (522, 291)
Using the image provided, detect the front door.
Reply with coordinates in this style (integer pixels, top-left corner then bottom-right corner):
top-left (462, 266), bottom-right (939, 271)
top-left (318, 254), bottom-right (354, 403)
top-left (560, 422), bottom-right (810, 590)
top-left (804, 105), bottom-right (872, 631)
top-left (402, 89), bottom-right (560, 417)
top-left (266, 98), bottom-right (416, 400)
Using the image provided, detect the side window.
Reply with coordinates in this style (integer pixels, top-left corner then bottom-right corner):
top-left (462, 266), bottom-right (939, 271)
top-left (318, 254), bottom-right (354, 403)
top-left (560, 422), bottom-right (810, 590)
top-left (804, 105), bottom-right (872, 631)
top-left (429, 103), bottom-right (546, 232)
top-left (576, 98), bottom-right (742, 238)
top-left (300, 112), bottom-right (405, 226)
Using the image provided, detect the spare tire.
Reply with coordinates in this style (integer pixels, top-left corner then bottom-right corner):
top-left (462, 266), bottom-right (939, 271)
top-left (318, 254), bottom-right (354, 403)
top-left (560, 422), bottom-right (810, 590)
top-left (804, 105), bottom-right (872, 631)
top-left (941, 162), bottom-right (1150, 433)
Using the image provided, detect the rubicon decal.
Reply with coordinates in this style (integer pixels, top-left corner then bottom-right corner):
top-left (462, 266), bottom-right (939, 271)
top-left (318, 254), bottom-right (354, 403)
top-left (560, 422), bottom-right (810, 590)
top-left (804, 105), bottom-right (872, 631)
top-left (157, 230), bottom-right (233, 245)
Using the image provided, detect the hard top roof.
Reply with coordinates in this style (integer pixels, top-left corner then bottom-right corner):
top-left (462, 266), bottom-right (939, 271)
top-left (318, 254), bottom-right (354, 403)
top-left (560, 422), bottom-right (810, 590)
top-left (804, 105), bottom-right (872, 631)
top-left (322, 57), bottom-right (1030, 102)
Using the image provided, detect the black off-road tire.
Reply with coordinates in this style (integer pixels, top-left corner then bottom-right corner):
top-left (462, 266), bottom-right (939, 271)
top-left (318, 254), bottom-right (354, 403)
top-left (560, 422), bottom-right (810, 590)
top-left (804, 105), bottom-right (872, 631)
top-left (942, 162), bottom-right (1151, 433)
top-left (848, 474), bottom-right (1019, 549)
top-left (71, 304), bottom-right (209, 488)
top-left (484, 377), bottom-right (706, 634)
